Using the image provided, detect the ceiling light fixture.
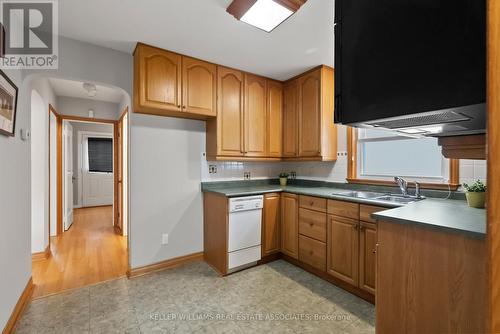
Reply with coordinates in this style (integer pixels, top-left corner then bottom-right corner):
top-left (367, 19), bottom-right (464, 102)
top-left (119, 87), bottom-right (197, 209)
top-left (82, 82), bottom-right (97, 97)
top-left (227, 0), bottom-right (307, 32)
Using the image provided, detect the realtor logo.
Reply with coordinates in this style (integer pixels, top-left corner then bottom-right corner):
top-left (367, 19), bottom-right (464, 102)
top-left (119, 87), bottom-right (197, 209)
top-left (0, 0), bottom-right (58, 68)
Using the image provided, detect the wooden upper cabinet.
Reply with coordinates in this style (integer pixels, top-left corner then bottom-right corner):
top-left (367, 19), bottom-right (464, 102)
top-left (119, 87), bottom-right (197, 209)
top-left (327, 215), bottom-right (359, 286)
top-left (282, 66), bottom-right (337, 161)
top-left (298, 69), bottom-right (321, 157)
top-left (262, 193), bottom-right (281, 256)
top-left (207, 66), bottom-right (244, 158)
top-left (134, 43), bottom-right (215, 120)
top-left (244, 74), bottom-right (267, 157)
top-left (281, 193), bottom-right (299, 259)
top-left (283, 79), bottom-right (299, 157)
top-left (267, 80), bottom-right (283, 157)
top-left (135, 44), bottom-right (182, 113)
top-left (182, 56), bottom-right (217, 117)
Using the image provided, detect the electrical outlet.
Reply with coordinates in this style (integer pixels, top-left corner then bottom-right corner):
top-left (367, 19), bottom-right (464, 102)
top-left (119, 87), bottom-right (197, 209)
top-left (290, 171), bottom-right (297, 179)
top-left (208, 165), bottom-right (217, 174)
top-left (244, 171), bottom-right (251, 180)
top-left (162, 233), bottom-right (169, 245)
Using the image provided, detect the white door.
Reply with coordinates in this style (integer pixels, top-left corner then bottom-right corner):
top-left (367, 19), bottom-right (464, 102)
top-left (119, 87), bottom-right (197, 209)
top-left (82, 135), bottom-right (114, 207)
top-left (63, 122), bottom-right (74, 230)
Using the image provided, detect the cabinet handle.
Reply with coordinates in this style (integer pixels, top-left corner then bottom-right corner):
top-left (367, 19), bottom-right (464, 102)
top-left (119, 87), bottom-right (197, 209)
top-left (177, 104), bottom-right (181, 108)
top-left (309, 201), bottom-right (314, 206)
top-left (372, 249), bottom-right (376, 254)
top-left (309, 222), bottom-right (314, 227)
top-left (353, 224), bottom-right (358, 230)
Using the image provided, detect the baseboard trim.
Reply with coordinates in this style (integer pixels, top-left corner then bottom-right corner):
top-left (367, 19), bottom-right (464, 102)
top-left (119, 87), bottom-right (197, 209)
top-left (2, 277), bottom-right (34, 334)
top-left (31, 245), bottom-right (51, 262)
top-left (126, 252), bottom-right (204, 278)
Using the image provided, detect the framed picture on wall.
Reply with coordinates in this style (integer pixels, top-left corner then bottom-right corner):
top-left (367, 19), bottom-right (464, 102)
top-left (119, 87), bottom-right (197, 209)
top-left (0, 70), bottom-right (18, 137)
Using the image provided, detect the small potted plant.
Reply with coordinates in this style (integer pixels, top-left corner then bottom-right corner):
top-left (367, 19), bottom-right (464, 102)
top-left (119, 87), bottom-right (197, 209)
top-left (279, 172), bottom-right (289, 186)
top-left (463, 180), bottom-right (486, 208)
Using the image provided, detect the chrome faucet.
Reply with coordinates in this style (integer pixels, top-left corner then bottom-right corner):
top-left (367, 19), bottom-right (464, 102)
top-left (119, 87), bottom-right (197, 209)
top-left (394, 176), bottom-right (408, 197)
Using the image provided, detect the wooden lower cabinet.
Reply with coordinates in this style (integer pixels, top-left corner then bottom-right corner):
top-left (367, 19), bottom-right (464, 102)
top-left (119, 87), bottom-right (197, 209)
top-left (326, 215), bottom-right (359, 286)
top-left (262, 193), bottom-right (281, 256)
top-left (298, 235), bottom-right (326, 271)
top-left (281, 193), bottom-right (299, 259)
top-left (376, 220), bottom-right (487, 333)
top-left (359, 222), bottom-right (377, 294)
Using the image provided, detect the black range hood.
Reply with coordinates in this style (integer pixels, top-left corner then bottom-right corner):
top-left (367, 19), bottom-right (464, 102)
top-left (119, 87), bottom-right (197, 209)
top-left (334, 0), bottom-right (486, 137)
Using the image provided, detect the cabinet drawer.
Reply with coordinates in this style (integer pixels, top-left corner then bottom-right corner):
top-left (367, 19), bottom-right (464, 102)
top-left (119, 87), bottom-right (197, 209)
top-left (327, 200), bottom-right (359, 219)
top-left (299, 195), bottom-right (327, 212)
top-left (299, 208), bottom-right (326, 242)
top-left (360, 204), bottom-right (385, 223)
top-left (299, 235), bottom-right (326, 271)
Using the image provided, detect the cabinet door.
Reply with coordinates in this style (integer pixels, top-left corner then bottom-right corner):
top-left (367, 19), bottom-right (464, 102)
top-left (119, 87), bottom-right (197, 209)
top-left (217, 67), bottom-right (244, 156)
top-left (298, 69), bottom-right (321, 156)
top-left (136, 45), bottom-right (182, 112)
top-left (281, 193), bottom-right (298, 259)
top-left (182, 56), bottom-right (217, 117)
top-left (283, 80), bottom-right (299, 157)
top-left (262, 193), bottom-right (281, 256)
top-left (359, 222), bottom-right (377, 294)
top-left (267, 80), bottom-right (283, 157)
top-left (244, 74), bottom-right (267, 157)
top-left (327, 215), bottom-right (359, 285)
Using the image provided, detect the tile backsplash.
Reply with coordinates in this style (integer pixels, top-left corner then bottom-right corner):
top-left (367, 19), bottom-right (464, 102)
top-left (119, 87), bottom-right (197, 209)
top-left (459, 159), bottom-right (487, 186)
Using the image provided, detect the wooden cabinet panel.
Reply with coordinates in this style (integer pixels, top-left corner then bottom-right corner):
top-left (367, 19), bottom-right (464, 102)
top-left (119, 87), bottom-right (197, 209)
top-left (262, 193), bottom-right (281, 256)
top-left (376, 221), bottom-right (487, 333)
top-left (360, 204), bottom-right (384, 223)
top-left (182, 57), bottom-right (217, 117)
top-left (327, 200), bottom-right (359, 220)
top-left (136, 45), bottom-right (182, 112)
top-left (299, 195), bottom-right (327, 213)
top-left (267, 80), bottom-right (283, 157)
top-left (299, 208), bottom-right (327, 242)
top-left (327, 215), bottom-right (359, 286)
top-left (281, 193), bottom-right (298, 259)
top-left (215, 66), bottom-right (244, 156)
top-left (283, 80), bottom-right (299, 157)
top-left (299, 235), bottom-right (326, 271)
top-left (359, 222), bottom-right (377, 294)
top-left (245, 74), bottom-right (267, 157)
top-left (298, 69), bottom-right (321, 157)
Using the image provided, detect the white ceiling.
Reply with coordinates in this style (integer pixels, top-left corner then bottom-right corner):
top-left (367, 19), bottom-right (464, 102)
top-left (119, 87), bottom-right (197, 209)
top-left (48, 78), bottom-right (124, 103)
top-left (58, 0), bottom-right (334, 81)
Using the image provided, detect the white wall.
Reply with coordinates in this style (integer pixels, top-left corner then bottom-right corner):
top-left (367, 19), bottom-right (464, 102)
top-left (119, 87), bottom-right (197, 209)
top-left (49, 112), bottom-right (57, 236)
top-left (31, 90), bottom-right (49, 253)
top-left (57, 96), bottom-right (121, 120)
top-left (129, 115), bottom-right (205, 268)
top-left (0, 69), bottom-right (30, 331)
top-left (70, 121), bottom-right (113, 206)
top-left (122, 113), bottom-right (129, 237)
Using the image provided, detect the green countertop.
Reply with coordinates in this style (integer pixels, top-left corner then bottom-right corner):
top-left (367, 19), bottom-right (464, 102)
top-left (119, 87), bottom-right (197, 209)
top-left (201, 181), bottom-right (486, 238)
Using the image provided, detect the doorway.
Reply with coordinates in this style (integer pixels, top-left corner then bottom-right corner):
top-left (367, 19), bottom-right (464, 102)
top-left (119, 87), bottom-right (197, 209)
top-left (32, 91), bottom-right (129, 298)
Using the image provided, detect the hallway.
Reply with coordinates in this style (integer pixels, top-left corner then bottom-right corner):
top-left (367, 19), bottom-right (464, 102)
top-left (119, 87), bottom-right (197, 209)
top-left (32, 206), bottom-right (128, 298)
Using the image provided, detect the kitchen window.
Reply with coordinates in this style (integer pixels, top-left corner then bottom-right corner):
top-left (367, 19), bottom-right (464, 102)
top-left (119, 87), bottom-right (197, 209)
top-left (87, 137), bottom-right (113, 173)
top-left (347, 127), bottom-right (459, 190)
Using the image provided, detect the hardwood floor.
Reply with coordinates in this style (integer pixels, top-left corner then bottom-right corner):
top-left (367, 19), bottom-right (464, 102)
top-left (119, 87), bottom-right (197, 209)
top-left (32, 206), bottom-right (128, 298)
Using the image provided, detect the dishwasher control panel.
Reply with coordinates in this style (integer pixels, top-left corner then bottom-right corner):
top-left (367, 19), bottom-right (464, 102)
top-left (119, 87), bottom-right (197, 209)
top-left (229, 196), bottom-right (263, 212)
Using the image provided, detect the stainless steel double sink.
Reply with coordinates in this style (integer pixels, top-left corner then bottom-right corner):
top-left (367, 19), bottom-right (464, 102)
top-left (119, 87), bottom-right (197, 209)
top-left (330, 190), bottom-right (424, 205)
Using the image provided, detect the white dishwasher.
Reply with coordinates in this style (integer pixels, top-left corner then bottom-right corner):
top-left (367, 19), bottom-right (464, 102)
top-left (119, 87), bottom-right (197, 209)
top-left (227, 195), bottom-right (263, 272)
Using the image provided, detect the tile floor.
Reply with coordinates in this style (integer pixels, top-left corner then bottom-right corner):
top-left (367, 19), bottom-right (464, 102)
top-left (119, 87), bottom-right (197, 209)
top-left (16, 260), bottom-right (375, 334)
